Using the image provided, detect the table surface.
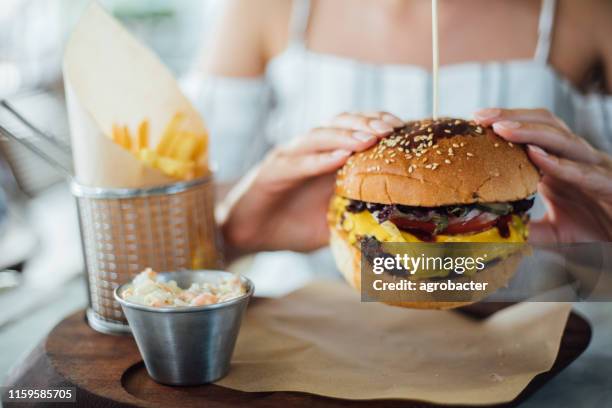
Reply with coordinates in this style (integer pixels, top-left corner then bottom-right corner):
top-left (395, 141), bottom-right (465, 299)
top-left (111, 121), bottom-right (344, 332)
top-left (0, 304), bottom-right (592, 408)
top-left (2, 276), bottom-right (612, 407)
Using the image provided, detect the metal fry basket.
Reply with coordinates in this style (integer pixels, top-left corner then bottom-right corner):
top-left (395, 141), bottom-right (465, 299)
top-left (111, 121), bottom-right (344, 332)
top-left (1, 96), bottom-right (223, 334)
top-left (73, 177), bottom-right (223, 334)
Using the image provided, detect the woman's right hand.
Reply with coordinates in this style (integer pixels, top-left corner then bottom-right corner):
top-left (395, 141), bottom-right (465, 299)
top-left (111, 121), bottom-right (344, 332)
top-left (218, 112), bottom-right (403, 259)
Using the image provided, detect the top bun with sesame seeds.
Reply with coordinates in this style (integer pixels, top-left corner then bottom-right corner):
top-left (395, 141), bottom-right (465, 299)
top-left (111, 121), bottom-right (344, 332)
top-left (334, 118), bottom-right (540, 206)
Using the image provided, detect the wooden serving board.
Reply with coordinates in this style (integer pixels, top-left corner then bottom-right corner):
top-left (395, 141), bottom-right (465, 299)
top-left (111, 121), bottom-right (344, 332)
top-left (4, 304), bottom-right (591, 408)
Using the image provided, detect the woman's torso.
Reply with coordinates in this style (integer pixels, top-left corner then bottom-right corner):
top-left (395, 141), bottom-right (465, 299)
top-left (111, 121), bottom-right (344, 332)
top-left (264, 0), bottom-right (611, 154)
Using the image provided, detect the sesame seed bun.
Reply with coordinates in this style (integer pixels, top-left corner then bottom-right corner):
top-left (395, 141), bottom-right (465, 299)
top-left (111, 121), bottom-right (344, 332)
top-left (335, 118), bottom-right (540, 206)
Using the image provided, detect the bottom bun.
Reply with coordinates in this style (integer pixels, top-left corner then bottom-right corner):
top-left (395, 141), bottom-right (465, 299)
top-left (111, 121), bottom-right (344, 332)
top-left (329, 226), bottom-right (524, 310)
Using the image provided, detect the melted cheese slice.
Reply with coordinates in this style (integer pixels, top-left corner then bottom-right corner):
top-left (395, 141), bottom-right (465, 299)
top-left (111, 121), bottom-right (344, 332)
top-left (330, 196), bottom-right (527, 245)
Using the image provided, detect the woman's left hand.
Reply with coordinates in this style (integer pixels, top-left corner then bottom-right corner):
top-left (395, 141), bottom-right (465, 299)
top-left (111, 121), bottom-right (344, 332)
top-left (217, 111), bottom-right (403, 259)
top-left (474, 108), bottom-right (612, 243)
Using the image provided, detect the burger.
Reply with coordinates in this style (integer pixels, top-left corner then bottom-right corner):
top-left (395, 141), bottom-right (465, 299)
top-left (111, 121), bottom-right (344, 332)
top-left (328, 118), bottom-right (540, 309)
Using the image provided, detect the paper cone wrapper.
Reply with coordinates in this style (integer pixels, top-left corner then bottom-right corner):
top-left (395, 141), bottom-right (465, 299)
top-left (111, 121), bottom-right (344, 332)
top-left (63, 2), bottom-right (208, 188)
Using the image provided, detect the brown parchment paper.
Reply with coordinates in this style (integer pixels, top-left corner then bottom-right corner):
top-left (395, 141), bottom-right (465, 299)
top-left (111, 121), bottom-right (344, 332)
top-left (63, 2), bottom-right (207, 188)
top-left (217, 281), bottom-right (572, 405)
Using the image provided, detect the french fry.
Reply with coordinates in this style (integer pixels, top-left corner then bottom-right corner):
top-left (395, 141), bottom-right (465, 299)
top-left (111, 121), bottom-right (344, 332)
top-left (162, 132), bottom-right (182, 161)
top-left (171, 132), bottom-right (199, 161)
top-left (193, 135), bottom-right (206, 160)
top-left (156, 113), bottom-right (184, 156)
top-left (119, 125), bottom-right (127, 148)
top-left (137, 120), bottom-right (149, 151)
top-left (110, 112), bottom-right (208, 180)
top-left (112, 123), bottom-right (121, 145)
top-left (156, 156), bottom-right (195, 179)
top-left (137, 148), bottom-right (156, 165)
top-left (122, 125), bottom-right (132, 150)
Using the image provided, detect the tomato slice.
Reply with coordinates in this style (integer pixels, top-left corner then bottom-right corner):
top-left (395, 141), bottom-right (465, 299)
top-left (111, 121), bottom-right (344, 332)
top-left (389, 217), bottom-right (437, 234)
top-left (389, 211), bottom-right (499, 236)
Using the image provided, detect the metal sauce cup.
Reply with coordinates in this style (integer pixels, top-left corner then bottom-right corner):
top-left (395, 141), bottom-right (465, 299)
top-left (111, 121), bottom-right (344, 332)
top-left (114, 270), bottom-right (253, 385)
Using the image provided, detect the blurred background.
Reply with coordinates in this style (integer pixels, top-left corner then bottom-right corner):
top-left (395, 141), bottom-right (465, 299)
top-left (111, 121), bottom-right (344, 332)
top-left (0, 0), bottom-right (221, 381)
top-left (1, 3), bottom-right (611, 406)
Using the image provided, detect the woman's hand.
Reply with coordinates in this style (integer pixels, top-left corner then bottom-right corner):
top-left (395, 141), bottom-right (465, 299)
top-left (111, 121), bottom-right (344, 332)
top-left (474, 108), bottom-right (612, 243)
top-left (218, 112), bottom-right (403, 258)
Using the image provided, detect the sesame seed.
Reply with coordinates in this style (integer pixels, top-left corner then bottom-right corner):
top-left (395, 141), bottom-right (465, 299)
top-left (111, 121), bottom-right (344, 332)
top-left (460, 142), bottom-right (466, 147)
top-left (422, 157), bottom-right (428, 163)
top-left (436, 150), bottom-right (442, 155)
top-left (508, 142), bottom-right (514, 147)
top-left (467, 152), bottom-right (474, 157)
top-left (425, 164), bottom-right (432, 169)
top-left (453, 143), bottom-right (460, 148)
top-left (445, 159), bottom-right (451, 164)
top-left (494, 143), bottom-right (500, 147)
top-left (444, 129), bottom-right (451, 134)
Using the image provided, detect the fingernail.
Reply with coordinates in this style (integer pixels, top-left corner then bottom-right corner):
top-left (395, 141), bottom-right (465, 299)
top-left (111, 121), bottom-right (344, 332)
top-left (528, 145), bottom-right (548, 156)
top-left (370, 120), bottom-right (394, 133)
top-left (353, 132), bottom-right (376, 142)
top-left (474, 108), bottom-right (501, 120)
top-left (494, 120), bottom-right (521, 130)
top-left (331, 149), bottom-right (351, 158)
top-left (382, 114), bottom-right (404, 127)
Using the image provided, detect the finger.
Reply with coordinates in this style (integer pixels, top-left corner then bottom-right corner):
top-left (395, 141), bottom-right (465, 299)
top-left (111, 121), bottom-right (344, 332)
top-left (362, 111), bottom-right (404, 127)
top-left (530, 180), bottom-right (610, 243)
top-left (527, 145), bottom-right (612, 199)
top-left (280, 128), bottom-right (379, 156)
top-left (528, 181), bottom-right (571, 244)
top-left (493, 121), bottom-right (600, 164)
top-left (268, 149), bottom-right (352, 185)
top-left (528, 216), bottom-right (559, 244)
top-left (474, 108), bottom-right (570, 132)
top-left (329, 112), bottom-right (399, 134)
top-left (291, 149), bottom-right (353, 179)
